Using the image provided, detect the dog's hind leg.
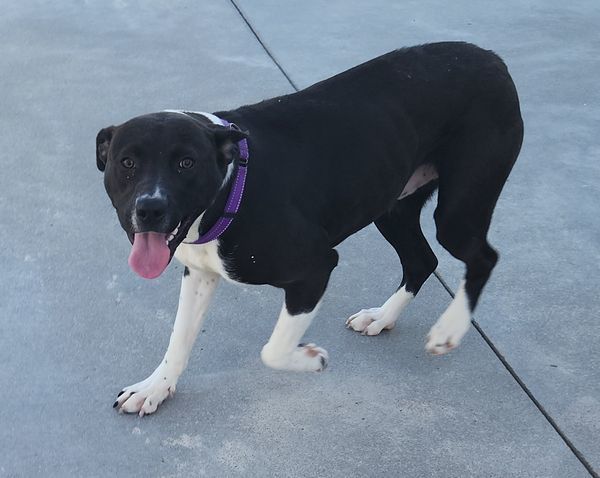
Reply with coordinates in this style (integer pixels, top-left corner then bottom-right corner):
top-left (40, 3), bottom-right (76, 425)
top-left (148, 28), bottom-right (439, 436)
top-left (261, 250), bottom-right (338, 372)
top-left (425, 204), bottom-right (500, 355)
top-left (425, 110), bottom-right (522, 355)
top-left (346, 182), bottom-right (438, 335)
top-left (113, 266), bottom-right (219, 416)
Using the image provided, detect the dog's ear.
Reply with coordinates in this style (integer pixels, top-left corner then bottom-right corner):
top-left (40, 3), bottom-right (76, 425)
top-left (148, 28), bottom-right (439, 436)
top-left (95, 126), bottom-right (115, 172)
top-left (210, 125), bottom-right (249, 165)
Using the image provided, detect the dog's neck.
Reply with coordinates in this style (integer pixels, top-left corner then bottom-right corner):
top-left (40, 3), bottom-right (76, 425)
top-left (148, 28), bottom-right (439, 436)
top-left (182, 169), bottom-right (237, 245)
top-left (166, 110), bottom-right (249, 245)
top-left (195, 158), bottom-right (242, 240)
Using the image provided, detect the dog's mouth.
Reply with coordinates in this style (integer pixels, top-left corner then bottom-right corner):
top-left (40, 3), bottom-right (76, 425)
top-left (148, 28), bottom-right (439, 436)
top-left (127, 217), bottom-right (197, 279)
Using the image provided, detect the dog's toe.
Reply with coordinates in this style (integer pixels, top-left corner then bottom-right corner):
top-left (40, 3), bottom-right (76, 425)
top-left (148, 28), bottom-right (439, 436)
top-left (262, 342), bottom-right (329, 372)
top-left (296, 343), bottom-right (328, 371)
top-left (346, 307), bottom-right (395, 335)
top-left (319, 355), bottom-right (327, 371)
top-left (113, 372), bottom-right (177, 416)
top-left (425, 322), bottom-right (466, 355)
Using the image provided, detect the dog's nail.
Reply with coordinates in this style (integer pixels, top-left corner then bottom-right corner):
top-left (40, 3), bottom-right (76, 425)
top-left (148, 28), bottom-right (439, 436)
top-left (298, 343), bottom-right (305, 347)
top-left (319, 356), bottom-right (327, 371)
top-left (117, 390), bottom-right (125, 397)
top-left (113, 401), bottom-right (119, 408)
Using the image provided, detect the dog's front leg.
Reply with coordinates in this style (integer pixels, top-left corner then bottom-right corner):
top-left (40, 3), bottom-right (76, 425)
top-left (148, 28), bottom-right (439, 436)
top-left (260, 302), bottom-right (329, 372)
top-left (113, 267), bottom-right (219, 416)
top-left (260, 250), bottom-right (338, 372)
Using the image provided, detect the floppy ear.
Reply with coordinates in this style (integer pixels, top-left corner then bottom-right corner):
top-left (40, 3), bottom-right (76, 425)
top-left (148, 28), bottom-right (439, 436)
top-left (210, 126), bottom-right (249, 165)
top-left (95, 126), bottom-right (115, 172)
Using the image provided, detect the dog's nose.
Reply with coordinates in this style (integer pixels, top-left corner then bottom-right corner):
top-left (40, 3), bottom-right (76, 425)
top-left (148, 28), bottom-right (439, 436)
top-left (135, 195), bottom-right (168, 225)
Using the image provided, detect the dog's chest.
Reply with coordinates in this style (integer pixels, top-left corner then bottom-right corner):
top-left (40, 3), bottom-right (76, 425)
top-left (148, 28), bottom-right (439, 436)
top-left (174, 241), bottom-right (235, 282)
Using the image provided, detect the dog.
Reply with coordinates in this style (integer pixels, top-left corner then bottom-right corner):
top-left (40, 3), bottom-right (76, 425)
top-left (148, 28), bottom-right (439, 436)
top-left (97, 42), bottom-right (523, 416)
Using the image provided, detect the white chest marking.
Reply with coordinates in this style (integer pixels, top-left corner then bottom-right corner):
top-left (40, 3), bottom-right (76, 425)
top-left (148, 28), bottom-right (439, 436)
top-left (174, 217), bottom-right (238, 282)
top-left (174, 241), bottom-right (234, 281)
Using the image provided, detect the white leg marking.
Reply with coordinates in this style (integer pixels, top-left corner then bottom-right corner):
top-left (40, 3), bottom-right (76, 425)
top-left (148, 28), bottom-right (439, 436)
top-left (346, 286), bottom-right (414, 335)
top-left (260, 303), bottom-right (328, 372)
top-left (114, 268), bottom-right (220, 416)
top-left (426, 280), bottom-right (471, 355)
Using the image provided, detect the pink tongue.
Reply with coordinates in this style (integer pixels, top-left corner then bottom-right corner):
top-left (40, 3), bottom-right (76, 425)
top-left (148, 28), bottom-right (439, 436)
top-left (128, 232), bottom-right (171, 279)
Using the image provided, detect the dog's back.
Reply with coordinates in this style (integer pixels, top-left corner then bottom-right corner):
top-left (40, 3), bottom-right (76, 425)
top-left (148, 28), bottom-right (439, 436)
top-left (221, 42), bottom-right (523, 246)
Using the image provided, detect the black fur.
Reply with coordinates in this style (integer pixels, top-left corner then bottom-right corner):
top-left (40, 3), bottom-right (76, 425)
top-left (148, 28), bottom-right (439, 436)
top-left (98, 42), bottom-right (523, 316)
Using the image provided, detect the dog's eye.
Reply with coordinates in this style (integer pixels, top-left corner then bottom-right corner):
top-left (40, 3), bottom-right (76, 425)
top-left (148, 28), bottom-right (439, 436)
top-left (179, 158), bottom-right (195, 169)
top-left (121, 157), bottom-right (135, 169)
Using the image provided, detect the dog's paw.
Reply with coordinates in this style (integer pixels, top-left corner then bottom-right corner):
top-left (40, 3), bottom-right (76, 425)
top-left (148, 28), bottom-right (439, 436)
top-left (425, 315), bottom-right (470, 355)
top-left (261, 343), bottom-right (328, 372)
top-left (113, 370), bottom-right (177, 417)
top-left (346, 307), bottom-right (396, 335)
top-left (293, 343), bottom-right (329, 371)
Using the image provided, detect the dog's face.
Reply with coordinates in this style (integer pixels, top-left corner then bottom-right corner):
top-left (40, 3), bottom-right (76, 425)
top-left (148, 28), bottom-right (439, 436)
top-left (96, 112), bottom-right (247, 279)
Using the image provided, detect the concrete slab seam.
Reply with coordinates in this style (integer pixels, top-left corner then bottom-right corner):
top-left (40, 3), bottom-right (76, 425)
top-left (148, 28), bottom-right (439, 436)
top-left (434, 271), bottom-right (598, 478)
top-left (223, 4), bottom-right (597, 475)
top-left (229, 0), bottom-right (299, 91)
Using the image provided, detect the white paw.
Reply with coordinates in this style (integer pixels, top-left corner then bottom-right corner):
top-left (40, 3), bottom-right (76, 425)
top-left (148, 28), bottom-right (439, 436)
top-left (113, 368), bottom-right (177, 417)
top-left (346, 307), bottom-right (396, 335)
top-left (425, 314), bottom-right (471, 355)
top-left (261, 343), bottom-right (328, 372)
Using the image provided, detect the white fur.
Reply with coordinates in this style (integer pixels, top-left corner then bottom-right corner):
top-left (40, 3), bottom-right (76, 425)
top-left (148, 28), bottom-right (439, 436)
top-left (221, 162), bottom-right (235, 187)
top-left (162, 109), bottom-right (222, 125)
top-left (131, 187), bottom-right (166, 233)
top-left (186, 110), bottom-right (223, 125)
top-left (260, 303), bottom-right (328, 372)
top-left (115, 219), bottom-right (237, 415)
top-left (114, 267), bottom-right (220, 416)
top-left (147, 186), bottom-right (165, 200)
top-left (131, 210), bottom-right (140, 232)
top-left (175, 216), bottom-right (237, 283)
top-left (346, 285), bottom-right (414, 335)
top-left (162, 109), bottom-right (188, 117)
top-left (175, 240), bottom-right (234, 282)
top-left (426, 280), bottom-right (471, 355)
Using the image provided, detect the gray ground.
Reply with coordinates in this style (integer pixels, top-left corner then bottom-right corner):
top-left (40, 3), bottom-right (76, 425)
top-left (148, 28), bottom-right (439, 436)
top-left (1, 1), bottom-right (598, 477)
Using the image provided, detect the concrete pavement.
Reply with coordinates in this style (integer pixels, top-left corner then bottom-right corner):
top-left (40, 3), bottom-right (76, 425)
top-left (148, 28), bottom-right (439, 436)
top-left (0, 1), bottom-right (597, 476)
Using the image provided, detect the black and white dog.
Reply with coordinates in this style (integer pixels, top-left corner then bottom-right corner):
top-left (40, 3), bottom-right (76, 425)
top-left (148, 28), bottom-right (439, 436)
top-left (97, 42), bottom-right (523, 416)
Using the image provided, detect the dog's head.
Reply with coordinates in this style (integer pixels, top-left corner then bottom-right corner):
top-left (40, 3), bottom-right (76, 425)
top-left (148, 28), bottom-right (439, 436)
top-left (96, 112), bottom-right (248, 279)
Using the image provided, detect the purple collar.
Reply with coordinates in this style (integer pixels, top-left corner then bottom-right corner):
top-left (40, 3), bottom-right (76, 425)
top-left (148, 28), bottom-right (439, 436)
top-left (185, 117), bottom-right (249, 244)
